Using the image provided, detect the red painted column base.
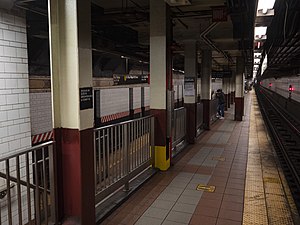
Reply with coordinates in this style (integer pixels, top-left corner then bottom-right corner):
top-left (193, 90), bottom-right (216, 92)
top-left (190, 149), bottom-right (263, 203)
top-left (53, 128), bottom-right (95, 225)
top-left (234, 97), bottom-right (244, 121)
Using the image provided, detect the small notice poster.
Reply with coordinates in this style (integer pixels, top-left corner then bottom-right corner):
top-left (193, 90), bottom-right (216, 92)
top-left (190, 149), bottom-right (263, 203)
top-left (184, 78), bottom-right (195, 96)
top-left (80, 87), bottom-right (93, 110)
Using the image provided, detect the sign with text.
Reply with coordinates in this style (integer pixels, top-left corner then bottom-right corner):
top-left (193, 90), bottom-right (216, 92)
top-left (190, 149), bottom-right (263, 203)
top-left (184, 77), bottom-right (195, 96)
top-left (113, 74), bottom-right (148, 85)
top-left (80, 87), bottom-right (93, 110)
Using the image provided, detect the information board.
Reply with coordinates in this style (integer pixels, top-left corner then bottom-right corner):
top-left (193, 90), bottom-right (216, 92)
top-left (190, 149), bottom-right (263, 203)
top-left (80, 87), bottom-right (93, 110)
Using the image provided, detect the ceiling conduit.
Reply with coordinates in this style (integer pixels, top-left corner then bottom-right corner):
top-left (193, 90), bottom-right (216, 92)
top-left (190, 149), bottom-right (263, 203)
top-left (200, 22), bottom-right (233, 64)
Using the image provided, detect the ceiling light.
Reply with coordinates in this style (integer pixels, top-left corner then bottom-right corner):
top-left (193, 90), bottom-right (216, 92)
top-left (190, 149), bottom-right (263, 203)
top-left (165, 0), bottom-right (191, 6)
top-left (257, 0), bottom-right (276, 13)
top-left (255, 26), bottom-right (267, 36)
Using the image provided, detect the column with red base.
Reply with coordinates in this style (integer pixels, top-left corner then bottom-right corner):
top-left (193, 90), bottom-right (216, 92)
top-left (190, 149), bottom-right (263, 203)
top-left (184, 40), bottom-right (198, 144)
top-left (150, 0), bottom-right (172, 170)
top-left (235, 56), bottom-right (245, 121)
top-left (48, 0), bottom-right (95, 224)
top-left (201, 49), bottom-right (212, 130)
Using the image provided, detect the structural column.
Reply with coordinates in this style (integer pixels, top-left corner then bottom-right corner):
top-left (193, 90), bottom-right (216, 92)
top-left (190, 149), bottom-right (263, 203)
top-left (150, 0), bottom-right (172, 170)
top-left (222, 77), bottom-right (228, 110)
top-left (201, 49), bottom-right (212, 130)
top-left (48, 0), bottom-right (95, 224)
top-left (226, 77), bottom-right (231, 109)
top-left (184, 40), bottom-right (198, 144)
top-left (235, 57), bottom-right (245, 121)
top-left (230, 71), bottom-right (235, 104)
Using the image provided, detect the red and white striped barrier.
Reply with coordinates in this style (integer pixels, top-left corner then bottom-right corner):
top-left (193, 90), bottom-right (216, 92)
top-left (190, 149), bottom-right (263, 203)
top-left (32, 131), bottom-right (53, 145)
top-left (101, 111), bottom-right (130, 123)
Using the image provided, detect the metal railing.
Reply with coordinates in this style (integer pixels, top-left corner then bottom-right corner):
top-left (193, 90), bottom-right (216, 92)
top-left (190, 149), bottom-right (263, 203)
top-left (94, 116), bottom-right (154, 204)
top-left (197, 102), bottom-right (204, 129)
top-left (173, 107), bottom-right (186, 147)
top-left (210, 98), bottom-right (219, 121)
top-left (0, 141), bottom-right (57, 225)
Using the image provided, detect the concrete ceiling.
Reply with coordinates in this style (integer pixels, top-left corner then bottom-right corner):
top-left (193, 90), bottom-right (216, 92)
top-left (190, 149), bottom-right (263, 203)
top-left (10, 0), bottom-right (257, 77)
top-left (92, 0), bottom-right (255, 73)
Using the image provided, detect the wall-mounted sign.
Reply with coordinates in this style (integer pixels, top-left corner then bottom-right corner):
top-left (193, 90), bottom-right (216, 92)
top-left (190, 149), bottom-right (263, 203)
top-left (80, 87), bottom-right (93, 110)
top-left (184, 77), bottom-right (195, 96)
top-left (113, 74), bottom-right (148, 85)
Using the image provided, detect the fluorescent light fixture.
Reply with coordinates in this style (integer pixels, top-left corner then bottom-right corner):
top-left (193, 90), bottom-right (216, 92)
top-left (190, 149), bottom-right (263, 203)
top-left (165, 0), bottom-right (191, 6)
top-left (254, 53), bottom-right (261, 57)
top-left (255, 26), bottom-right (267, 37)
top-left (261, 55), bottom-right (268, 75)
top-left (257, 0), bottom-right (276, 13)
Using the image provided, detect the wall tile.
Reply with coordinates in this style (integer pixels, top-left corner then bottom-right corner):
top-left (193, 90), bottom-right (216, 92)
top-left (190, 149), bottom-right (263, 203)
top-left (3, 30), bottom-right (15, 41)
top-left (5, 78), bottom-right (17, 88)
top-left (6, 94), bottom-right (18, 104)
top-left (8, 124), bottom-right (20, 136)
top-left (7, 109), bottom-right (19, 120)
top-left (4, 62), bottom-right (16, 72)
top-left (3, 46), bottom-right (17, 57)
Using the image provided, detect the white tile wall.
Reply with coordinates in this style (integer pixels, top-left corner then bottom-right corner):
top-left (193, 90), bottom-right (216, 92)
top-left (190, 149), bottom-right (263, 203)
top-left (0, 9), bottom-right (32, 225)
top-left (178, 85), bottom-right (183, 99)
top-left (133, 87), bottom-right (141, 109)
top-left (262, 77), bottom-right (300, 103)
top-left (0, 9), bottom-right (31, 156)
top-left (29, 92), bottom-right (52, 135)
top-left (145, 87), bottom-right (150, 107)
top-left (211, 79), bottom-right (222, 93)
top-left (100, 88), bottom-right (129, 116)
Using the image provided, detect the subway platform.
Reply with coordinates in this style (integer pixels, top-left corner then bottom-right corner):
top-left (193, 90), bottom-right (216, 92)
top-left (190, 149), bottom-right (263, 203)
top-left (101, 91), bottom-right (300, 225)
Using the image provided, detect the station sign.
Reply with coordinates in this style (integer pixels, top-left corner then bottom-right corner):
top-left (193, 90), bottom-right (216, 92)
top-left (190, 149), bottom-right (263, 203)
top-left (113, 74), bottom-right (148, 85)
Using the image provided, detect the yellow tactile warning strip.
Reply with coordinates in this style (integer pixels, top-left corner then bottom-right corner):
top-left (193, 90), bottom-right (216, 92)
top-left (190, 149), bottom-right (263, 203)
top-left (243, 92), bottom-right (299, 225)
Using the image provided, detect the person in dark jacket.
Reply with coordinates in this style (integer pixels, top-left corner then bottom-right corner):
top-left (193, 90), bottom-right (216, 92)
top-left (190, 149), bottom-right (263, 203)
top-left (216, 89), bottom-right (225, 119)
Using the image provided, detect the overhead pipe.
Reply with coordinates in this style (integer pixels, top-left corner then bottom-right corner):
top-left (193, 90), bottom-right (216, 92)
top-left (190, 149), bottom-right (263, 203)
top-left (14, 0), bottom-right (47, 16)
top-left (200, 22), bottom-right (233, 64)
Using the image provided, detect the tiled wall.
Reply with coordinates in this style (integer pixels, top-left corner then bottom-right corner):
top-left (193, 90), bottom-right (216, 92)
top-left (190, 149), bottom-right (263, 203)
top-left (100, 88), bottom-right (129, 116)
top-left (133, 87), bottom-right (141, 109)
top-left (211, 79), bottom-right (222, 93)
top-left (261, 77), bottom-right (300, 102)
top-left (0, 10), bottom-right (31, 156)
top-left (0, 9), bottom-right (32, 225)
top-left (29, 92), bottom-right (52, 135)
top-left (144, 87), bottom-right (150, 108)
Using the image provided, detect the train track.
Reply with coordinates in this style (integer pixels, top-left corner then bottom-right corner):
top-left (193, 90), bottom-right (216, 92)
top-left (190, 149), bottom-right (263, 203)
top-left (256, 87), bottom-right (300, 212)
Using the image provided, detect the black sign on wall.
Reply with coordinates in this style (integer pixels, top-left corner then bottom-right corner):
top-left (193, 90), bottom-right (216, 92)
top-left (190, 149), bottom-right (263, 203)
top-left (80, 87), bottom-right (93, 110)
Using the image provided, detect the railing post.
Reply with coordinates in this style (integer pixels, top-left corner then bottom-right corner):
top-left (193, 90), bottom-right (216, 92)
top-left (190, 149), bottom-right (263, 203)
top-left (150, 117), bottom-right (155, 168)
top-left (94, 131), bottom-right (97, 195)
top-left (124, 123), bottom-right (130, 191)
top-left (49, 143), bottom-right (58, 224)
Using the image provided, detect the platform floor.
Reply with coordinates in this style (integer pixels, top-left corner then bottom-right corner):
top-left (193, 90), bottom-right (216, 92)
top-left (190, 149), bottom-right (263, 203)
top-left (101, 91), bottom-right (299, 225)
